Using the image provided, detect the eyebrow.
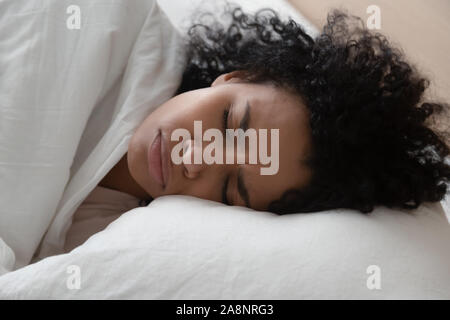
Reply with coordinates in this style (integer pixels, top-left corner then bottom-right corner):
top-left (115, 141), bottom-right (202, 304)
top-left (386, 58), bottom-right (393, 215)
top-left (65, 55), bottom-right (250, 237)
top-left (222, 100), bottom-right (252, 208)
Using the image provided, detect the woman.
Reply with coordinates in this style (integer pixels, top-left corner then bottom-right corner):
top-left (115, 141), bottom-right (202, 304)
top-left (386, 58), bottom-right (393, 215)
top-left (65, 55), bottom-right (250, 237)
top-left (99, 3), bottom-right (450, 215)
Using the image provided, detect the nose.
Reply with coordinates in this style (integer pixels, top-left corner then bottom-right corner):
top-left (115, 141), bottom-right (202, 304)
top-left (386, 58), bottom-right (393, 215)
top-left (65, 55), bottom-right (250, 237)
top-left (182, 139), bottom-right (206, 179)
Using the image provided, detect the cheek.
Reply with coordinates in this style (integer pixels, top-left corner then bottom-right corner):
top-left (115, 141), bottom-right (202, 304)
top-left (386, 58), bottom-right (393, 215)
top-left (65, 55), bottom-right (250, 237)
top-left (179, 173), bottom-right (221, 201)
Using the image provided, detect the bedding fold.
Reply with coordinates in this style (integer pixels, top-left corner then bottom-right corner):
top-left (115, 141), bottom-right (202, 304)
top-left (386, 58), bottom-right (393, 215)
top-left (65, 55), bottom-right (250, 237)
top-left (0, 0), bottom-right (186, 270)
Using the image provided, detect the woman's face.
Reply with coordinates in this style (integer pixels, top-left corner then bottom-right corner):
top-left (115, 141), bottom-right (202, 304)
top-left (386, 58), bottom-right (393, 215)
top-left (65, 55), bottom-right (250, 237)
top-left (128, 70), bottom-right (312, 211)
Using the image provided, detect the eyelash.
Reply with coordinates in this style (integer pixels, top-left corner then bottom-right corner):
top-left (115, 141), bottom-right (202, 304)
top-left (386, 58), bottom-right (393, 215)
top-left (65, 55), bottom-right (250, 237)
top-left (222, 175), bottom-right (230, 206)
top-left (222, 104), bottom-right (231, 205)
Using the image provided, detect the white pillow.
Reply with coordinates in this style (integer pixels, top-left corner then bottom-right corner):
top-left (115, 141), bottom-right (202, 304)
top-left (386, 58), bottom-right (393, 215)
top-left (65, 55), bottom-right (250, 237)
top-left (0, 195), bottom-right (449, 299)
top-left (158, 0), bottom-right (319, 38)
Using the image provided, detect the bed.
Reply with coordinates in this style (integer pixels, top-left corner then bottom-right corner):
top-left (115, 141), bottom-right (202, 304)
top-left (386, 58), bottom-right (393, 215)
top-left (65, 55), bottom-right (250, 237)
top-left (0, 0), bottom-right (449, 299)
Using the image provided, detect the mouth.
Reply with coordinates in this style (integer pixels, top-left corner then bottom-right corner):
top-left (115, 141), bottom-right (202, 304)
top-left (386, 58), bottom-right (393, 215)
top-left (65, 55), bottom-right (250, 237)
top-left (147, 129), bottom-right (170, 189)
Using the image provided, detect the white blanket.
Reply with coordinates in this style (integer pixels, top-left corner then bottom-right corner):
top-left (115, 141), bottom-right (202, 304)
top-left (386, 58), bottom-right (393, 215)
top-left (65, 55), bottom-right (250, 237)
top-left (0, 0), bottom-right (185, 270)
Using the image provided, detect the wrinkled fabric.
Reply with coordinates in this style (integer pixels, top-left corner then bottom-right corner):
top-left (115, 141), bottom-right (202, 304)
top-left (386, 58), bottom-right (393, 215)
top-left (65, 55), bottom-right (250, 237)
top-left (0, 0), bottom-right (185, 270)
top-left (64, 185), bottom-right (146, 253)
top-left (0, 196), bottom-right (449, 299)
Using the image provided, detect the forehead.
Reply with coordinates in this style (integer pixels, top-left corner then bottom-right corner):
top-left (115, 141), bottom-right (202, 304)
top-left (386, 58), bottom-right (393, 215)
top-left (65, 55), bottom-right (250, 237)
top-left (230, 82), bottom-right (312, 210)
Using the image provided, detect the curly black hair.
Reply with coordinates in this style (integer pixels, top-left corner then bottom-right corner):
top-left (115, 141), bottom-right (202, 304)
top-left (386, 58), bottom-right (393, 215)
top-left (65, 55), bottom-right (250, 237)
top-left (174, 1), bottom-right (450, 214)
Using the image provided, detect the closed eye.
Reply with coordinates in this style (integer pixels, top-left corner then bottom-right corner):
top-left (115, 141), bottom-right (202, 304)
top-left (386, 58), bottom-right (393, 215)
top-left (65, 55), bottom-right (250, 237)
top-left (222, 174), bottom-right (230, 205)
top-left (221, 104), bottom-right (232, 205)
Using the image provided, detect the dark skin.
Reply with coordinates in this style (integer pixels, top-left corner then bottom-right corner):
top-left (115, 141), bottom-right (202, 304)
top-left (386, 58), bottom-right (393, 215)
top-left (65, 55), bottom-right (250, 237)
top-left (98, 153), bottom-right (150, 200)
top-left (99, 70), bottom-right (313, 211)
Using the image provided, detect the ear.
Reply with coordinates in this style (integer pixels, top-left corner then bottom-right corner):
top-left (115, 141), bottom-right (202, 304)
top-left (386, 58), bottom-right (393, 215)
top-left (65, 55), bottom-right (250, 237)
top-left (211, 70), bottom-right (249, 87)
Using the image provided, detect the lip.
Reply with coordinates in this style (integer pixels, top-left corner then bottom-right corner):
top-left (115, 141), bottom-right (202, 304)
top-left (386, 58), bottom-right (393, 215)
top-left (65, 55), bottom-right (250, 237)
top-left (147, 129), bottom-right (170, 189)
